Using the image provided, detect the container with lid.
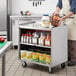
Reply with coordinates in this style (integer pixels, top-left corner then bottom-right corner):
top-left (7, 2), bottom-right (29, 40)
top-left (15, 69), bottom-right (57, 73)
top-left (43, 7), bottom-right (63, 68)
top-left (51, 13), bottom-right (60, 27)
top-left (26, 51), bottom-right (32, 60)
top-left (21, 50), bottom-right (26, 59)
top-left (29, 34), bottom-right (33, 44)
top-left (41, 14), bottom-right (51, 28)
top-left (21, 34), bottom-right (24, 42)
top-left (26, 31), bottom-right (33, 44)
top-left (32, 32), bottom-right (39, 44)
top-left (45, 34), bottom-right (51, 46)
top-left (32, 52), bottom-right (39, 62)
top-left (39, 53), bottom-right (46, 64)
top-left (39, 32), bottom-right (46, 45)
top-left (46, 55), bottom-right (51, 64)
top-left (24, 34), bottom-right (27, 43)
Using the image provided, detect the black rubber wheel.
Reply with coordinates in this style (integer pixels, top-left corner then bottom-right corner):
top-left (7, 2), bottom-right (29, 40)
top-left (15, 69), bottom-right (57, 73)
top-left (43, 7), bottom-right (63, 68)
top-left (51, 68), bottom-right (54, 73)
top-left (61, 63), bottom-right (65, 68)
top-left (13, 46), bottom-right (18, 49)
top-left (22, 62), bottom-right (27, 67)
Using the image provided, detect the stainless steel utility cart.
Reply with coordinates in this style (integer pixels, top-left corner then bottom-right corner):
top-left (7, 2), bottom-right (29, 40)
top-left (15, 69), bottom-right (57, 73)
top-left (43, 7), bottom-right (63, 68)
top-left (18, 23), bottom-right (67, 73)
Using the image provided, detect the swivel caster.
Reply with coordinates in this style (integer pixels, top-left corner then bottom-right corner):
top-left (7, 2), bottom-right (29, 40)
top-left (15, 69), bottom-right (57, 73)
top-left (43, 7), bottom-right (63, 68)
top-left (22, 62), bottom-right (27, 67)
top-left (61, 63), bottom-right (65, 68)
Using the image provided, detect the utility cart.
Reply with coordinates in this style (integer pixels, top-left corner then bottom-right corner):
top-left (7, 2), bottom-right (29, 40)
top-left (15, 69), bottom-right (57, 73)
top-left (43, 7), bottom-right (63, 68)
top-left (18, 22), bottom-right (67, 73)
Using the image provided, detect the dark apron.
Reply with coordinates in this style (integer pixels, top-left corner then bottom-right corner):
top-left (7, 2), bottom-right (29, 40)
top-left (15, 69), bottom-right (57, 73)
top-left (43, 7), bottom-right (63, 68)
top-left (68, 40), bottom-right (76, 62)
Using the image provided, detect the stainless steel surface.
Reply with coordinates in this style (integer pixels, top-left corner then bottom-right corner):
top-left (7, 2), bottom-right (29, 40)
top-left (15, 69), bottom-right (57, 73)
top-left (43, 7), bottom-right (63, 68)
top-left (2, 54), bottom-right (5, 76)
top-left (19, 23), bottom-right (53, 31)
top-left (21, 59), bottom-right (50, 67)
top-left (9, 15), bottom-right (42, 41)
top-left (10, 14), bottom-right (42, 19)
top-left (0, 0), bottom-right (7, 31)
top-left (0, 42), bottom-right (12, 57)
top-left (0, 42), bottom-right (12, 76)
top-left (20, 42), bottom-right (51, 49)
top-left (19, 24), bottom-right (67, 73)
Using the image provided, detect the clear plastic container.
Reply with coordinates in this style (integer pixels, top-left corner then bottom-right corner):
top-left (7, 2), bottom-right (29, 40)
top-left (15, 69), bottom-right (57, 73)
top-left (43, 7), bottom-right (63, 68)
top-left (39, 32), bottom-right (46, 45)
top-left (21, 50), bottom-right (26, 59)
top-left (45, 34), bottom-right (51, 46)
top-left (26, 51), bottom-right (32, 60)
top-left (32, 52), bottom-right (39, 62)
top-left (24, 34), bottom-right (27, 43)
top-left (26, 34), bottom-right (29, 43)
top-left (41, 14), bottom-right (51, 28)
top-left (46, 55), bottom-right (51, 64)
top-left (21, 34), bottom-right (24, 42)
top-left (29, 35), bottom-right (33, 44)
top-left (32, 32), bottom-right (39, 44)
top-left (39, 53), bottom-right (46, 64)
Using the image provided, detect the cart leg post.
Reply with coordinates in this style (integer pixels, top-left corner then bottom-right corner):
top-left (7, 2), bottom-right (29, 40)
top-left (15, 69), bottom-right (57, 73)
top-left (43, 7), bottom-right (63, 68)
top-left (49, 67), bottom-right (51, 73)
top-left (2, 54), bottom-right (6, 76)
top-left (49, 67), bottom-right (54, 73)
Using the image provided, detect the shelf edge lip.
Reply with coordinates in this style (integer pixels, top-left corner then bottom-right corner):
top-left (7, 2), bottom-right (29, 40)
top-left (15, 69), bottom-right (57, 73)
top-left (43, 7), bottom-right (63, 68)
top-left (21, 59), bottom-right (50, 67)
top-left (19, 26), bottom-right (52, 31)
top-left (20, 42), bottom-right (51, 48)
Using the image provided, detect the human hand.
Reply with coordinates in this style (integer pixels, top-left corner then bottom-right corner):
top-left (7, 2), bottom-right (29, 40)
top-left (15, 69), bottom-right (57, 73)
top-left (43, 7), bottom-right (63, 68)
top-left (58, 18), bottom-right (63, 25)
top-left (52, 12), bottom-right (59, 16)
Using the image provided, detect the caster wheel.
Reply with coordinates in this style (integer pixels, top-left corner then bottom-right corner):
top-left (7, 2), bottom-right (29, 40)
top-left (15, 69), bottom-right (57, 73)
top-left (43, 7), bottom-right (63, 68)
top-left (22, 62), bottom-right (27, 67)
top-left (61, 63), bottom-right (65, 68)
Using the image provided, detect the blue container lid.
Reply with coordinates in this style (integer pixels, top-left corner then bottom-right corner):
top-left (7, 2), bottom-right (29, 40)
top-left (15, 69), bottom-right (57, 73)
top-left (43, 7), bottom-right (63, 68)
top-left (43, 14), bottom-right (49, 16)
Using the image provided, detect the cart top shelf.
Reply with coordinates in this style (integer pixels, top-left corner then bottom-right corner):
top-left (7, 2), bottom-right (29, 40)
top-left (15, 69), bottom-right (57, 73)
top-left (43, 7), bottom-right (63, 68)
top-left (19, 23), bottom-right (54, 31)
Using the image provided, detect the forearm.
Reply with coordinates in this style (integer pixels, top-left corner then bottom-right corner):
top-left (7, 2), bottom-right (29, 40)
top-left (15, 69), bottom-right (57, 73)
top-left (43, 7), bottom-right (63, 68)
top-left (54, 7), bottom-right (61, 13)
top-left (62, 12), bottom-right (74, 20)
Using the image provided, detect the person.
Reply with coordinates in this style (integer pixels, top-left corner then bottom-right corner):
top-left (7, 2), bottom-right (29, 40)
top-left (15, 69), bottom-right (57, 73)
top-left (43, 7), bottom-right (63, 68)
top-left (53, 0), bottom-right (76, 66)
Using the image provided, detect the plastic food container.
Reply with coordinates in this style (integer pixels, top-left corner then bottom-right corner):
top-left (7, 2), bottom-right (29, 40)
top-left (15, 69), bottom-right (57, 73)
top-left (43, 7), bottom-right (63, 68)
top-left (32, 52), bottom-right (39, 62)
top-left (51, 14), bottom-right (60, 27)
top-left (41, 14), bottom-right (51, 28)
top-left (39, 53), bottom-right (46, 63)
top-left (45, 34), bottom-right (51, 46)
top-left (32, 32), bottom-right (39, 44)
top-left (26, 51), bottom-right (32, 59)
top-left (21, 50), bottom-right (26, 59)
top-left (39, 33), bottom-right (46, 45)
top-left (46, 55), bottom-right (51, 64)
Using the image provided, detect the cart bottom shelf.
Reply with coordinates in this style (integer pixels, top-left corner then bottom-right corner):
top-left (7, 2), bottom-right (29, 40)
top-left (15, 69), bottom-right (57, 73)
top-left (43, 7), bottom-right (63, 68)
top-left (21, 59), bottom-right (66, 73)
top-left (21, 59), bottom-right (50, 67)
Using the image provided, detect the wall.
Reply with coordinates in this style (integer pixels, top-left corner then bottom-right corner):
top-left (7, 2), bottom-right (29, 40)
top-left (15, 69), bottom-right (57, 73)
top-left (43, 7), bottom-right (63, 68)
top-left (0, 0), bottom-right (7, 31)
top-left (11, 0), bottom-right (58, 15)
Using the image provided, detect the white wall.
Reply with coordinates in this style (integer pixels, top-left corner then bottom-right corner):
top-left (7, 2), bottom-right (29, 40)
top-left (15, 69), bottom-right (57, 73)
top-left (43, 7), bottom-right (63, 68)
top-left (12, 0), bottom-right (58, 15)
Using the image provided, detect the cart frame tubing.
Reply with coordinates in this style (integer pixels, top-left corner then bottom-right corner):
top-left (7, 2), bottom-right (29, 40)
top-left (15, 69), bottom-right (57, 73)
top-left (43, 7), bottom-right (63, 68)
top-left (2, 54), bottom-right (5, 76)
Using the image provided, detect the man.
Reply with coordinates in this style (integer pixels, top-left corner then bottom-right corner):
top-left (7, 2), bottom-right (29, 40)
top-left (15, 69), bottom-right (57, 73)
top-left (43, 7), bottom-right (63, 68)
top-left (53, 0), bottom-right (76, 66)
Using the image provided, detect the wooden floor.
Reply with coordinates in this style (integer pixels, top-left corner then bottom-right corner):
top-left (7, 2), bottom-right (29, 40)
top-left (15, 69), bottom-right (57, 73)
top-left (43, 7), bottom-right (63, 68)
top-left (0, 49), bottom-right (76, 76)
